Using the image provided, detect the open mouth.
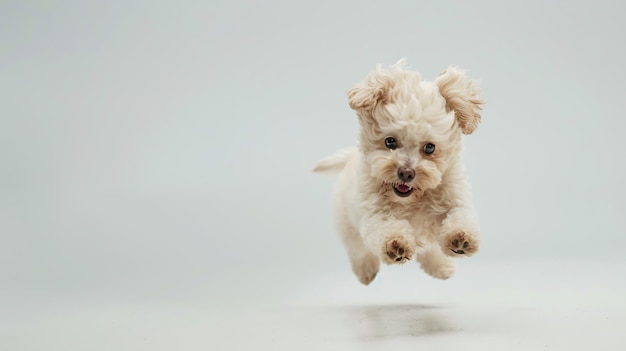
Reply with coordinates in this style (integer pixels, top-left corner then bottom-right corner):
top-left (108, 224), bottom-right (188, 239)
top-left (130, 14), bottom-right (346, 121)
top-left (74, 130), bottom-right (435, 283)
top-left (392, 183), bottom-right (414, 197)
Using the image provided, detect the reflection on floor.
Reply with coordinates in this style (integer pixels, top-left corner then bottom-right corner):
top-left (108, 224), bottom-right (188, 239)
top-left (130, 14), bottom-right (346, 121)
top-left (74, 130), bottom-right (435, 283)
top-left (212, 259), bottom-right (626, 350)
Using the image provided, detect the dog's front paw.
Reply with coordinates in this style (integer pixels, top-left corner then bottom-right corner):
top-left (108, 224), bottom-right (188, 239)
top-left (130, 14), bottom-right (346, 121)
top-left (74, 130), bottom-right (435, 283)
top-left (382, 235), bottom-right (415, 265)
top-left (441, 230), bottom-right (479, 257)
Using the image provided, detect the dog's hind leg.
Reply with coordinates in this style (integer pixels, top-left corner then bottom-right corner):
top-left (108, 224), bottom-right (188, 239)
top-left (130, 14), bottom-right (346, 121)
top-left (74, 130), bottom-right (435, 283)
top-left (416, 242), bottom-right (456, 280)
top-left (337, 221), bottom-right (380, 285)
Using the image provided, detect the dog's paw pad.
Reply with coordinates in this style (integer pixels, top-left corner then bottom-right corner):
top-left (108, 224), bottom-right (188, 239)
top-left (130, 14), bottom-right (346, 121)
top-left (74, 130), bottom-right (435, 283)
top-left (443, 231), bottom-right (478, 257)
top-left (383, 237), bottom-right (414, 265)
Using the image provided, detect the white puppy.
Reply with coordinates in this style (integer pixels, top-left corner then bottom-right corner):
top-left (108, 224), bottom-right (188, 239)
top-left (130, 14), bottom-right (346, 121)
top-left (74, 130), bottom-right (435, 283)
top-left (314, 59), bottom-right (485, 284)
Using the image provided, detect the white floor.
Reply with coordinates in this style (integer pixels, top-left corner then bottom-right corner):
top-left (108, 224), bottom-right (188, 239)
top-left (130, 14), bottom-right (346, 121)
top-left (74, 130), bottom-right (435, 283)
top-left (3, 259), bottom-right (625, 350)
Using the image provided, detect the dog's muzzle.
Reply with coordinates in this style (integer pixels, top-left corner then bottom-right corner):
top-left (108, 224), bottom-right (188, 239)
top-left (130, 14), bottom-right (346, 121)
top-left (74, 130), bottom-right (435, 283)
top-left (393, 166), bottom-right (415, 197)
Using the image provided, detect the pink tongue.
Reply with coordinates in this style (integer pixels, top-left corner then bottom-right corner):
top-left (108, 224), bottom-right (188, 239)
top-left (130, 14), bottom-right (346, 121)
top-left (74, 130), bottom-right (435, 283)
top-left (396, 184), bottom-right (411, 193)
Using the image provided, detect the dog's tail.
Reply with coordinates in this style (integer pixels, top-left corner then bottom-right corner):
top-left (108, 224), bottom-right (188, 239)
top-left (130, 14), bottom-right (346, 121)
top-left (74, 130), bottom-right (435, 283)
top-left (312, 147), bottom-right (357, 174)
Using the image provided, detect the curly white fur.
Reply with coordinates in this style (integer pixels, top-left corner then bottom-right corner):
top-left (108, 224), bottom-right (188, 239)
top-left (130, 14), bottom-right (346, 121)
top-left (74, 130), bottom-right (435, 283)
top-left (314, 59), bottom-right (485, 284)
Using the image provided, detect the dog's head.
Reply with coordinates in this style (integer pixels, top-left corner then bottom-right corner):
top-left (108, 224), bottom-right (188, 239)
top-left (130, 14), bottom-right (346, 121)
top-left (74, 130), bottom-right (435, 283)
top-left (347, 59), bottom-right (484, 201)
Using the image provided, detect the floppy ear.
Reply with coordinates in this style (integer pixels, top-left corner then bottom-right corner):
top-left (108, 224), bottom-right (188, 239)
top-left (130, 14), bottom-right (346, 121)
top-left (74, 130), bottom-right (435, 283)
top-left (435, 67), bottom-right (485, 135)
top-left (347, 69), bottom-right (395, 111)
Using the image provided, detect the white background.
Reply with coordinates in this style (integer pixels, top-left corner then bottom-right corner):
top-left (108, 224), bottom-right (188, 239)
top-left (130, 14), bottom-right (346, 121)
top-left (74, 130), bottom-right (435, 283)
top-left (1, 1), bottom-right (625, 350)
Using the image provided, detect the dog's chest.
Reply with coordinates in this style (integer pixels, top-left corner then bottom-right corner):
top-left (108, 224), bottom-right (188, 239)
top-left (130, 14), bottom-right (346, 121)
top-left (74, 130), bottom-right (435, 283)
top-left (407, 210), bottom-right (444, 238)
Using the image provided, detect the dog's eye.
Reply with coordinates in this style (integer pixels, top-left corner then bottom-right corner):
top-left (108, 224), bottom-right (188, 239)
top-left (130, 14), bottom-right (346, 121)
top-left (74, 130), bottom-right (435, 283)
top-left (423, 143), bottom-right (436, 155)
top-left (384, 137), bottom-right (398, 150)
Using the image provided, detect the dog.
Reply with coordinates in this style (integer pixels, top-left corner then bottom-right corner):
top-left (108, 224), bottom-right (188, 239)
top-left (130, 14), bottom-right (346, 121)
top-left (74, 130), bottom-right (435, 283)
top-left (313, 59), bottom-right (485, 284)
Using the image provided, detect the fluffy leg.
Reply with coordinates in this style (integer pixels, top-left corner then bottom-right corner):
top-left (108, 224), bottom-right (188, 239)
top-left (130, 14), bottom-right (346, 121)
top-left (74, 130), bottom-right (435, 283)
top-left (360, 214), bottom-right (418, 265)
top-left (337, 222), bottom-right (380, 285)
top-left (439, 207), bottom-right (480, 257)
top-left (416, 243), bottom-right (456, 280)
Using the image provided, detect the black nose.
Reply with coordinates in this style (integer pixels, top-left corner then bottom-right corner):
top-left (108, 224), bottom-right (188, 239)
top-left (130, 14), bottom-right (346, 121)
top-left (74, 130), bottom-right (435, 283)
top-left (397, 167), bottom-right (415, 182)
